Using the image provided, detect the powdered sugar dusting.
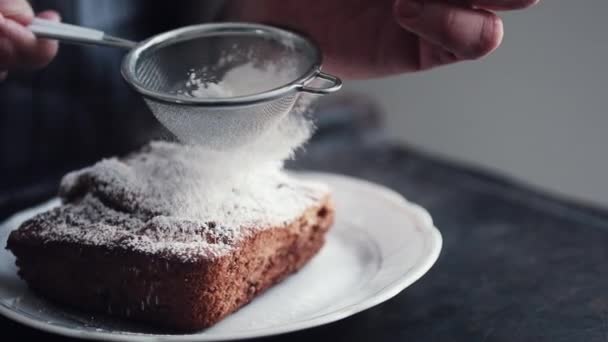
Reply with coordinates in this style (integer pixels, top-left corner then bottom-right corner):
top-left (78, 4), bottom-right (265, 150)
top-left (18, 105), bottom-right (329, 261)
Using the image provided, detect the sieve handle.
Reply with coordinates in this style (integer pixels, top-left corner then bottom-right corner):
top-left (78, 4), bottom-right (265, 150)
top-left (297, 71), bottom-right (343, 95)
top-left (28, 18), bottom-right (137, 49)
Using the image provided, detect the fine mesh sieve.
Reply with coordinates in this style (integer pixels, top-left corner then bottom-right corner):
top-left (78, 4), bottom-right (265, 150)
top-left (28, 20), bottom-right (342, 149)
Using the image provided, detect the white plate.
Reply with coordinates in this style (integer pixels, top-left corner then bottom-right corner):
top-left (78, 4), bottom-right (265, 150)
top-left (0, 172), bottom-right (442, 341)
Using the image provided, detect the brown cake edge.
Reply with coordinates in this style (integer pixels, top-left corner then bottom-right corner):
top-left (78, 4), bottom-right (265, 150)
top-left (6, 194), bottom-right (335, 332)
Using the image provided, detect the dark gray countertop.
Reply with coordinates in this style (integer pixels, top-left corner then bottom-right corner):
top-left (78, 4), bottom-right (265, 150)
top-left (3, 96), bottom-right (608, 341)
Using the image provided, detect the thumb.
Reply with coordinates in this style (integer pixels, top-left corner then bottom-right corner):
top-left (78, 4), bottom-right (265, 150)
top-left (0, 9), bottom-right (60, 70)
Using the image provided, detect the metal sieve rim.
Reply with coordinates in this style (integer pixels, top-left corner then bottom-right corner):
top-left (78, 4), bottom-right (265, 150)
top-left (121, 22), bottom-right (341, 107)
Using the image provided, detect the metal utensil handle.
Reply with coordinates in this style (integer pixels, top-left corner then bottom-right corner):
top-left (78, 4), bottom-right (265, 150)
top-left (28, 18), bottom-right (136, 49)
top-left (297, 71), bottom-right (343, 95)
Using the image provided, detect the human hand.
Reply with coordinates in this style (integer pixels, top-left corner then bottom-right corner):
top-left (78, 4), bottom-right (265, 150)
top-left (0, 0), bottom-right (60, 81)
top-left (231, 0), bottom-right (539, 79)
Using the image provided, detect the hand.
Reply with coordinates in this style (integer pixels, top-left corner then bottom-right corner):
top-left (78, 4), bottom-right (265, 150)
top-left (0, 0), bottom-right (60, 81)
top-left (230, 0), bottom-right (539, 79)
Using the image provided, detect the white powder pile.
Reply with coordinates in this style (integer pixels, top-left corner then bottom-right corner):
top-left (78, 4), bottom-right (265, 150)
top-left (62, 111), bottom-right (321, 228)
top-left (184, 62), bottom-right (298, 99)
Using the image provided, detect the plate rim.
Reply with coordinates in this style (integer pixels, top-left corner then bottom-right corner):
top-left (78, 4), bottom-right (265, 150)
top-left (0, 171), bottom-right (442, 341)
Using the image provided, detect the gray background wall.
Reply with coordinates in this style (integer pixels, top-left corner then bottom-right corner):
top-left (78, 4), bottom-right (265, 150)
top-left (346, 0), bottom-right (608, 206)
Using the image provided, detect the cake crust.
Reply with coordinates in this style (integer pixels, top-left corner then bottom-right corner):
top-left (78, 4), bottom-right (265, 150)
top-left (7, 194), bottom-right (334, 331)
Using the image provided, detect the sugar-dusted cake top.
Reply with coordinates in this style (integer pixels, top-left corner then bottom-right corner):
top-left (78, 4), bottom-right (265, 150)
top-left (15, 141), bottom-right (329, 261)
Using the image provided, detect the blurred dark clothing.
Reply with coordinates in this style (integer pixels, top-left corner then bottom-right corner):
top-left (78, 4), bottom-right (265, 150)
top-left (0, 0), bottom-right (223, 194)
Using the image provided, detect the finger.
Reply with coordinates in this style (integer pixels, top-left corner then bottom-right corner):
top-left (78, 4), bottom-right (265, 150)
top-left (394, 0), bottom-right (503, 60)
top-left (0, 70), bottom-right (7, 81)
top-left (468, 0), bottom-right (540, 11)
top-left (33, 10), bottom-right (60, 65)
top-left (37, 10), bottom-right (60, 22)
top-left (0, 0), bottom-right (34, 25)
top-left (0, 12), bottom-right (59, 69)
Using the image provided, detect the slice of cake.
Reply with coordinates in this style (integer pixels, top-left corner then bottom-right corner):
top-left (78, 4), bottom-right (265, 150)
top-left (6, 141), bottom-right (334, 331)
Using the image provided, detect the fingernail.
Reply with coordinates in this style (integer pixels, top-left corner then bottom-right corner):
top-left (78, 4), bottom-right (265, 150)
top-left (0, 13), bottom-right (5, 25)
top-left (396, 0), bottom-right (423, 19)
